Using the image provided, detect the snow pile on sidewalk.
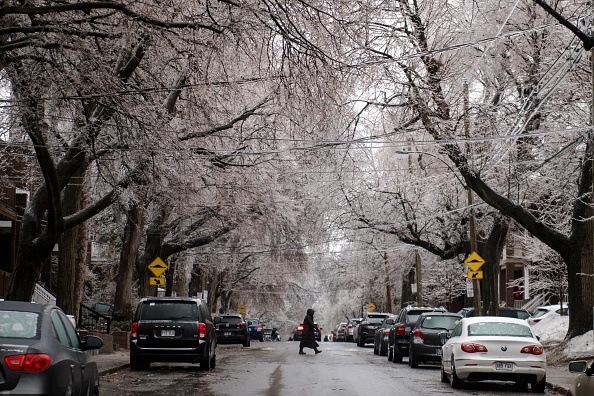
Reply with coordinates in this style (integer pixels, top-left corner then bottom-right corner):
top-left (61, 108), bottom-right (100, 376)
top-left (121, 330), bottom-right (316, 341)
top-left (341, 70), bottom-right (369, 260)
top-left (532, 314), bottom-right (594, 362)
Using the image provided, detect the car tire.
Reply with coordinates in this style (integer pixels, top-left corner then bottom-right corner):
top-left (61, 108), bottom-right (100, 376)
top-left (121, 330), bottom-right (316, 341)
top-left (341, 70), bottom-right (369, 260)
top-left (373, 343), bottom-right (378, 354)
top-left (531, 375), bottom-right (546, 393)
top-left (409, 349), bottom-right (419, 368)
top-left (243, 338), bottom-right (250, 347)
top-left (379, 343), bottom-right (387, 357)
top-left (388, 346), bottom-right (393, 361)
top-left (440, 364), bottom-right (448, 383)
top-left (210, 351), bottom-right (217, 369)
top-left (259, 337), bottom-right (264, 342)
top-left (393, 346), bottom-right (403, 363)
top-left (450, 361), bottom-right (463, 389)
top-left (199, 345), bottom-right (213, 371)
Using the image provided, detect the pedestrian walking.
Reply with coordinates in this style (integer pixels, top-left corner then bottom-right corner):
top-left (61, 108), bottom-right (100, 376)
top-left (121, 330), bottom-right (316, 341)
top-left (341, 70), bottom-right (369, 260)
top-left (299, 308), bottom-right (321, 355)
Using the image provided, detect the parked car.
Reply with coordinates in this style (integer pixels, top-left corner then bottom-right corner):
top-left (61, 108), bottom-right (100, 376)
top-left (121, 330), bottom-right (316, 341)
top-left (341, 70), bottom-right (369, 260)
top-left (388, 305), bottom-right (447, 363)
top-left (373, 314), bottom-right (397, 356)
top-left (458, 306), bottom-right (532, 320)
top-left (568, 360), bottom-right (594, 396)
top-left (335, 322), bottom-right (347, 342)
top-left (441, 316), bottom-right (546, 392)
top-left (407, 312), bottom-right (462, 368)
top-left (246, 318), bottom-right (264, 342)
top-left (527, 304), bottom-right (568, 326)
top-left (356, 312), bottom-right (391, 347)
top-left (130, 297), bottom-right (216, 371)
top-left (345, 318), bottom-right (362, 342)
top-left (291, 323), bottom-right (321, 341)
top-left (214, 313), bottom-right (250, 347)
top-left (0, 301), bottom-right (103, 395)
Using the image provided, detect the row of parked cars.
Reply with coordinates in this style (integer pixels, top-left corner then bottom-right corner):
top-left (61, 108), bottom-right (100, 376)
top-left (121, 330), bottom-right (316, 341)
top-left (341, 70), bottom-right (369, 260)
top-left (331, 304), bottom-right (570, 392)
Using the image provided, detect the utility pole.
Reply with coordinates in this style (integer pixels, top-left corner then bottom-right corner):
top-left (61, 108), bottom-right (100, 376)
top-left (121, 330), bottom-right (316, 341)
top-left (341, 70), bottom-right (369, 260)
top-left (385, 252), bottom-right (392, 312)
top-left (415, 250), bottom-right (423, 306)
top-left (464, 78), bottom-right (481, 315)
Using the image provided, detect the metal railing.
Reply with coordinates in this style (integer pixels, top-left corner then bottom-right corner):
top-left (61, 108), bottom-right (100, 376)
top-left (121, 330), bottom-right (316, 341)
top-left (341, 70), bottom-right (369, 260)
top-left (32, 283), bottom-right (56, 305)
top-left (78, 302), bottom-right (112, 334)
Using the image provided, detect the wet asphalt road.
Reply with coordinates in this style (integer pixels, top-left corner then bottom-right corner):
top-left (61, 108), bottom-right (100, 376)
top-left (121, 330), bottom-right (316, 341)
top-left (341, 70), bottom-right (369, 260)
top-left (99, 341), bottom-right (560, 395)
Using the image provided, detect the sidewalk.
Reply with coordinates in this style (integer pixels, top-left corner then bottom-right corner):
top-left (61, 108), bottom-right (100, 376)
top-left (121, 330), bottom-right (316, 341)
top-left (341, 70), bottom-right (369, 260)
top-left (90, 350), bottom-right (582, 393)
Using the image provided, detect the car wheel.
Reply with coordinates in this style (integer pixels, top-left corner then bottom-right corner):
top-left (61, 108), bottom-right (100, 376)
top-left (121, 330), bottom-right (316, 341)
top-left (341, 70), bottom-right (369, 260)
top-left (409, 348), bottom-right (419, 368)
top-left (393, 346), bottom-right (403, 363)
top-left (450, 360), bottom-right (463, 389)
top-left (259, 337), bottom-right (264, 342)
top-left (373, 342), bottom-right (379, 354)
top-left (531, 375), bottom-right (546, 393)
top-left (379, 343), bottom-right (387, 357)
top-left (440, 363), bottom-right (448, 383)
top-left (210, 351), bottom-right (217, 369)
top-left (388, 346), bottom-right (393, 361)
top-left (199, 345), bottom-right (212, 371)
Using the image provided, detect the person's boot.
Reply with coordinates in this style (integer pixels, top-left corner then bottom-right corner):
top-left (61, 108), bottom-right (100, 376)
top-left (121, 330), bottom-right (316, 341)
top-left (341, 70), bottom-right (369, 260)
top-left (314, 348), bottom-right (322, 354)
top-left (299, 349), bottom-right (306, 355)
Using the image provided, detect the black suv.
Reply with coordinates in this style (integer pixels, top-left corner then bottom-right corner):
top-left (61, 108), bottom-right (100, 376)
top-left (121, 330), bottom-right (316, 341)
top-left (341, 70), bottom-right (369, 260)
top-left (355, 312), bottom-right (391, 347)
top-left (129, 297), bottom-right (216, 371)
top-left (388, 305), bottom-right (446, 363)
top-left (214, 314), bottom-right (250, 347)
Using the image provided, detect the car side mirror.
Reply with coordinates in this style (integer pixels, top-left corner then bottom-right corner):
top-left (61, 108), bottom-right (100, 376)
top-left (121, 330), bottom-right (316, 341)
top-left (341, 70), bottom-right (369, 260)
top-left (82, 335), bottom-right (103, 351)
top-left (438, 331), bottom-right (451, 341)
top-left (569, 361), bottom-right (588, 374)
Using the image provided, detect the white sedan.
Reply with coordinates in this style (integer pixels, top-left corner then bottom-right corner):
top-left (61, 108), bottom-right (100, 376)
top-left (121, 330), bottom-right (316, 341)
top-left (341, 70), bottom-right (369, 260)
top-left (441, 316), bottom-right (546, 392)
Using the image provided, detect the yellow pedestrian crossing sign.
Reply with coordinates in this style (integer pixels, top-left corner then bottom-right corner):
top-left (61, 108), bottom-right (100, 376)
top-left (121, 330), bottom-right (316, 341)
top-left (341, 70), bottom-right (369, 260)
top-left (464, 252), bottom-right (485, 272)
top-left (148, 257), bottom-right (168, 277)
top-left (467, 271), bottom-right (483, 280)
top-left (150, 277), bottom-right (165, 285)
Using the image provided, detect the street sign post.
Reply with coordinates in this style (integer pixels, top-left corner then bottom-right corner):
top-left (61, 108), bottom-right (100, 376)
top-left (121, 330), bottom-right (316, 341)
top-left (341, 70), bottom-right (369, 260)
top-left (464, 252), bottom-right (485, 272)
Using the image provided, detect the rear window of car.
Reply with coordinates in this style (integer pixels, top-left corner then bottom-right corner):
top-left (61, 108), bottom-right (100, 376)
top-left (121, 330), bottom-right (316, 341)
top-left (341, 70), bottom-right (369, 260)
top-left (0, 311), bottom-right (39, 338)
top-left (421, 316), bottom-right (460, 330)
top-left (140, 301), bottom-right (196, 320)
top-left (468, 322), bottom-right (533, 337)
top-left (220, 316), bottom-right (243, 324)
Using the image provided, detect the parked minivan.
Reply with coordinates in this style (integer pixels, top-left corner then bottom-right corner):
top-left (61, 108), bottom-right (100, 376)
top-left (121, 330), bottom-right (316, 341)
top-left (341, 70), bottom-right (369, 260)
top-left (129, 297), bottom-right (216, 371)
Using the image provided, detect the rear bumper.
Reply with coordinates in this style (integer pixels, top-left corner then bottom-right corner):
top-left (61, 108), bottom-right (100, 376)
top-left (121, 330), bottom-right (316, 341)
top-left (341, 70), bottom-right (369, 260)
top-left (455, 358), bottom-right (546, 382)
top-left (410, 342), bottom-right (442, 362)
top-left (216, 333), bottom-right (248, 344)
top-left (130, 339), bottom-right (207, 362)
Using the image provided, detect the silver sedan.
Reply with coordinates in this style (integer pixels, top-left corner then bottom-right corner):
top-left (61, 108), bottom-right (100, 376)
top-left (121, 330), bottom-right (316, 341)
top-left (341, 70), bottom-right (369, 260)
top-left (441, 316), bottom-right (547, 392)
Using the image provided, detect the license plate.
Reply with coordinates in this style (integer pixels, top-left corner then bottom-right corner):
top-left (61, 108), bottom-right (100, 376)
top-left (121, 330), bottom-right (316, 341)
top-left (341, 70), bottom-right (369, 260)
top-left (161, 330), bottom-right (175, 337)
top-left (436, 348), bottom-right (442, 356)
top-left (495, 362), bottom-right (513, 371)
top-left (224, 332), bottom-right (232, 336)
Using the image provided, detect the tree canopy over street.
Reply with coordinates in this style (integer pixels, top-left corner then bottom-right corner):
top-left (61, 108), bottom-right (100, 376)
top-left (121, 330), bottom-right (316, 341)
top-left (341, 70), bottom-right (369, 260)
top-left (1, 0), bottom-right (594, 339)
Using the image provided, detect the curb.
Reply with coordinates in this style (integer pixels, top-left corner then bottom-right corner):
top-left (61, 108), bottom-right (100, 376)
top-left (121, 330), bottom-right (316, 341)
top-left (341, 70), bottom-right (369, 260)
top-left (546, 381), bottom-right (568, 395)
top-left (99, 363), bottom-right (129, 376)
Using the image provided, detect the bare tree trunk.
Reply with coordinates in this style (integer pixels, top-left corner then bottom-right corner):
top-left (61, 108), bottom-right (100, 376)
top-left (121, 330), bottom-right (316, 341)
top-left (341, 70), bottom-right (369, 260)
top-left (57, 167), bottom-right (87, 316)
top-left (481, 216), bottom-right (509, 316)
top-left (113, 205), bottom-right (144, 321)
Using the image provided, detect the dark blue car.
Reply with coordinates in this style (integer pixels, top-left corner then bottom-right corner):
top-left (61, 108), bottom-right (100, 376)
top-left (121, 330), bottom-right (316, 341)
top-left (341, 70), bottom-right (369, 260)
top-left (246, 318), bottom-right (264, 342)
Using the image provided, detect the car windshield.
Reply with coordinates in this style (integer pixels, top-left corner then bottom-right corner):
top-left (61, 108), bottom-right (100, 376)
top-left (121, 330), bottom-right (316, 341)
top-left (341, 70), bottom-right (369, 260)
top-left (141, 301), bottom-right (195, 320)
top-left (0, 311), bottom-right (39, 338)
top-left (421, 316), bottom-right (460, 330)
top-left (533, 309), bottom-right (550, 319)
top-left (220, 316), bottom-right (243, 324)
top-left (367, 315), bottom-right (387, 323)
top-left (467, 321), bottom-right (533, 337)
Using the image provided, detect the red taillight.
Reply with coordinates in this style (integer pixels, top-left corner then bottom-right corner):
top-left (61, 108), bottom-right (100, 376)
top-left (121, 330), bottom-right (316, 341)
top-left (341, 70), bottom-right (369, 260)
top-left (5, 354), bottom-right (51, 372)
top-left (255, 325), bottom-right (262, 330)
top-left (412, 329), bottom-right (424, 342)
top-left (396, 325), bottom-right (406, 336)
top-left (238, 322), bottom-right (246, 327)
top-left (199, 323), bottom-right (207, 338)
top-left (347, 325), bottom-right (352, 329)
top-left (297, 326), bottom-right (304, 331)
top-left (383, 329), bottom-right (390, 335)
top-left (521, 345), bottom-right (544, 355)
top-left (461, 343), bottom-right (488, 353)
top-left (131, 322), bottom-right (138, 338)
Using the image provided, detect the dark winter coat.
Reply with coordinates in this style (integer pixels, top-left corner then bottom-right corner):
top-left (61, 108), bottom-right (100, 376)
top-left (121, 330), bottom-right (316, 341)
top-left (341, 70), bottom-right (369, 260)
top-left (299, 308), bottom-right (319, 349)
